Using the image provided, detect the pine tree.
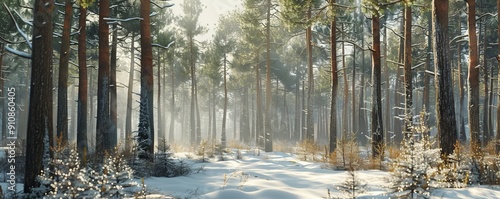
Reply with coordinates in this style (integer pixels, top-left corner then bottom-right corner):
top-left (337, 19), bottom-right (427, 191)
top-left (96, 149), bottom-right (138, 198)
top-left (431, 142), bottom-right (470, 188)
top-left (337, 167), bottom-right (367, 199)
top-left (153, 139), bottom-right (176, 177)
top-left (390, 112), bottom-right (442, 198)
top-left (36, 144), bottom-right (98, 198)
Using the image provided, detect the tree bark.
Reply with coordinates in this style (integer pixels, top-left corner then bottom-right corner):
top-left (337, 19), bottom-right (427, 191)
top-left (496, 0), bottom-right (500, 153)
top-left (169, 47), bottom-right (175, 142)
top-left (305, 3), bottom-right (314, 142)
top-left (96, 0), bottom-right (111, 155)
top-left (482, 22), bottom-right (489, 147)
top-left (432, 0), bottom-right (457, 156)
top-left (457, 22), bottom-right (466, 143)
top-left (256, 53), bottom-right (263, 145)
top-left (329, 3), bottom-right (338, 153)
top-left (157, 49), bottom-right (163, 141)
top-left (403, 4), bottom-right (413, 134)
top-left (222, 53), bottom-right (228, 149)
top-left (264, 0), bottom-right (273, 152)
top-left (371, 15), bottom-right (384, 159)
top-left (138, 0), bottom-right (155, 161)
top-left (466, 0), bottom-right (480, 151)
top-left (24, 0), bottom-right (54, 192)
top-left (77, 6), bottom-right (88, 162)
top-left (342, 23), bottom-right (349, 138)
top-left (110, 23), bottom-right (118, 148)
top-left (125, 32), bottom-right (135, 152)
top-left (57, 0), bottom-right (72, 144)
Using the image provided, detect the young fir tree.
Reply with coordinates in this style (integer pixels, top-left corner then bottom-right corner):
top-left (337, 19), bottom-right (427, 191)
top-left (337, 166), bottom-right (368, 199)
top-left (36, 144), bottom-right (98, 198)
top-left (431, 142), bottom-right (470, 188)
top-left (153, 139), bottom-right (176, 177)
top-left (389, 111), bottom-right (442, 198)
top-left (96, 149), bottom-right (138, 198)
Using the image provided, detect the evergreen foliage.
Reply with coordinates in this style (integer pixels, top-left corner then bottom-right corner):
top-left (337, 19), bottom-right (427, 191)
top-left (96, 148), bottom-right (138, 198)
top-left (337, 167), bottom-right (367, 199)
top-left (431, 142), bottom-right (470, 188)
top-left (389, 112), bottom-right (442, 198)
top-left (36, 143), bottom-right (98, 198)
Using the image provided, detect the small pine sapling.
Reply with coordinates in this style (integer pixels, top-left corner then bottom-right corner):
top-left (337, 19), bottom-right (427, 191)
top-left (389, 111), bottom-right (442, 198)
top-left (431, 142), bottom-right (470, 188)
top-left (96, 147), bottom-right (138, 198)
top-left (337, 166), bottom-right (368, 199)
top-left (153, 139), bottom-right (176, 177)
top-left (36, 140), bottom-right (98, 198)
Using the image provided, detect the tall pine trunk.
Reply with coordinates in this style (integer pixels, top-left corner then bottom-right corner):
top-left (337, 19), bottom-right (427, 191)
top-left (77, 6), bottom-right (88, 161)
top-left (433, 0), bottom-right (457, 156)
top-left (157, 49), bottom-right (163, 141)
top-left (222, 53), bottom-right (228, 149)
top-left (125, 33), bottom-right (135, 152)
top-left (403, 4), bottom-right (413, 134)
top-left (496, 0), bottom-right (500, 153)
top-left (110, 23), bottom-right (118, 148)
top-left (138, 0), bottom-right (155, 161)
top-left (457, 22), bottom-right (466, 143)
top-left (57, 0), bottom-right (72, 144)
top-left (96, 0), bottom-right (111, 155)
top-left (371, 15), bottom-right (384, 159)
top-left (466, 0), bottom-right (480, 151)
top-left (305, 2), bottom-right (314, 141)
top-left (169, 47), bottom-right (175, 141)
top-left (24, 0), bottom-right (54, 192)
top-left (329, 4), bottom-right (338, 153)
top-left (264, 0), bottom-right (273, 152)
top-left (482, 23), bottom-right (489, 147)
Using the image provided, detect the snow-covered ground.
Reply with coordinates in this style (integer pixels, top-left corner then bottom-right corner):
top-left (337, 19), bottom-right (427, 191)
top-left (143, 150), bottom-right (500, 199)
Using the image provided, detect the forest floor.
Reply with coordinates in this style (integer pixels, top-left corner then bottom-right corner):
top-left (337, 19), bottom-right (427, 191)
top-left (2, 148), bottom-right (500, 198)
top-left (144, 149), bottom-right (500, 199)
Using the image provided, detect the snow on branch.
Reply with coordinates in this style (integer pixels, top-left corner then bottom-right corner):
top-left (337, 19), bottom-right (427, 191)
top-left (104, 17), bottom-right (143, 25)
top-left (3, 3), bottom-right (32, 50)
top-left (151, 1), bottom-right (174, 9)
top-left (152, 41), bottom-right (175, 49)
top-left (5, 46), bottom-right (31, 59)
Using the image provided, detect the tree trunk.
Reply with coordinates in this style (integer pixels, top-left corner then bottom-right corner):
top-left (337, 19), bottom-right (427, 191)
top-left (305, 2), bottom-right (314, 142)
top-left (0, 42), bottom-right (4, 143)
top-left (256, 53), bottom-right (263, 145)
top-left (329, 5), bottom-right (338, 153)
top-left (96, 0), bottom-right (111, 155)
top-left (157, 49), bottom-right (163, 141)
top-left (57, 0), bottom-right (72, 144)
top-left (125, 32), bottom-right (135, 152)
top-left (265, 0), bottom-right (273, 152)
top-left (189, 36), bottom-right (196, 145)
top-left (482, 23), bottom-right (489, 147)
top-left (24, 0), bottom-right (54, 192)
top-left (77, 6), bottom-right (88, 162)
top-left (222, 53), bottom-right (228, 149)
top-left (496, 0), bottom-right (500, 153)
top-left (457, 21), bottom-right (466, 143)
top-left (212, 84), bottom-right (217, 140)
top-left (433, 0), bottom-right (458, 156)
top-left (393, 15), bottom-right (404, 145)
top-left (241, 86), bottom-right (250, 142)
top-left (466, 0), bottom-right (480, 151)
top-left (169, 47), bottom-right (175, 141)
top-left (138, 0), bottom-right (155, 161)
top-left (110, 23), bottom-right (118, 148)
top-left (424, 12), bottom-right (431, 120)
top-left (342, 23), bottom-right (349, 138)
top-left (403, 4), bottom-right (413, 134)
top-left (371, 15), bottom-right (384, 159)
